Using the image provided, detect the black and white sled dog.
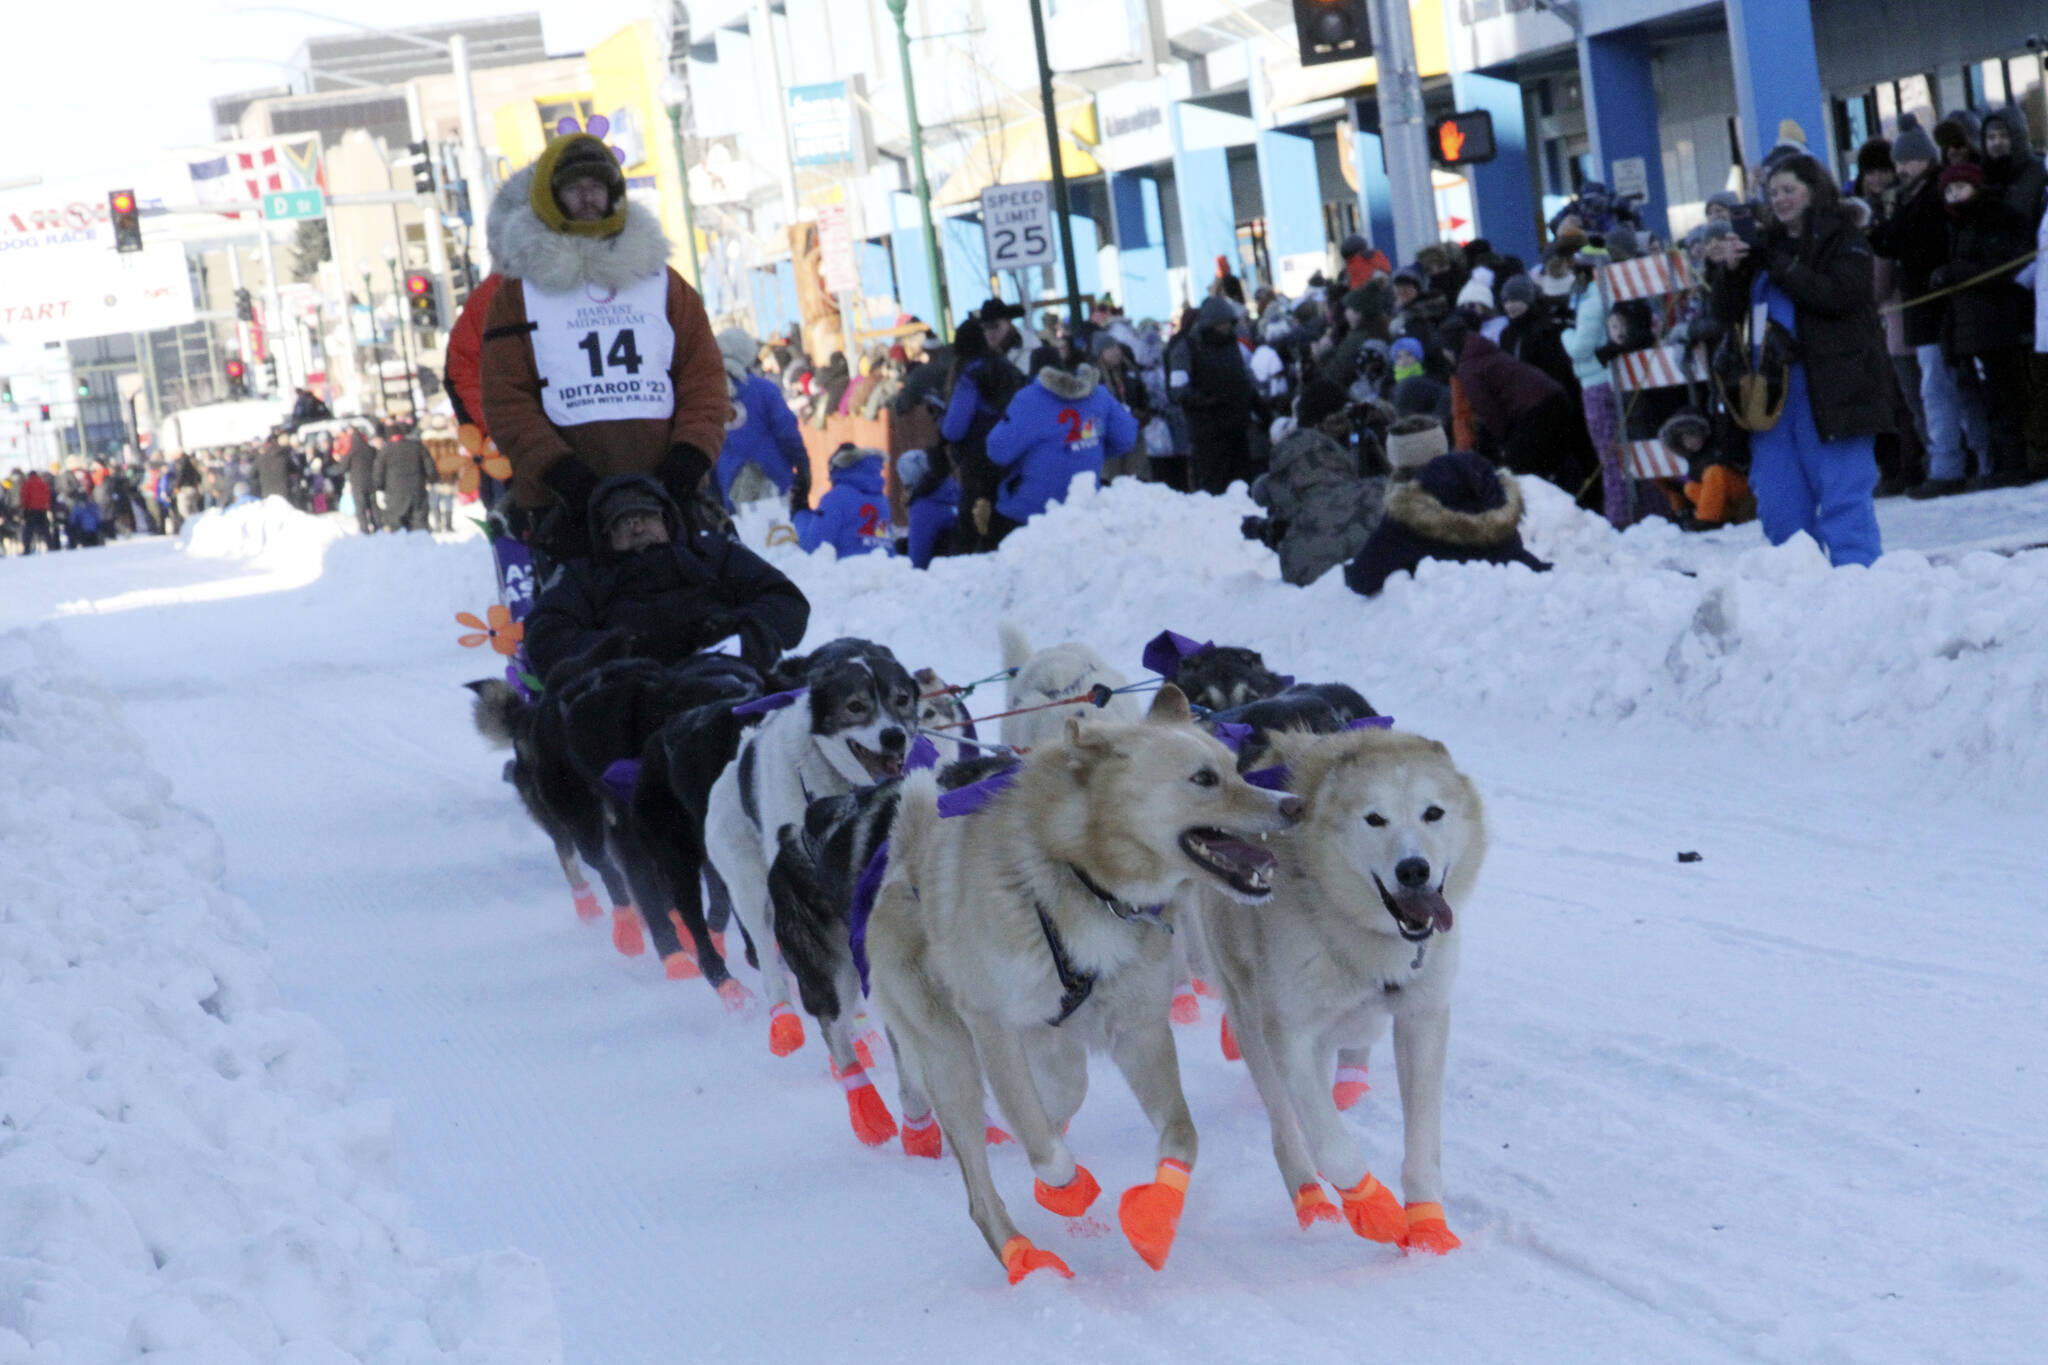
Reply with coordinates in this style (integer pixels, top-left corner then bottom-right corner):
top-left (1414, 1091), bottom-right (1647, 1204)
top-left (1188, 725), bottom-right (1486, 1255)
top-left (703, 638), bottom-right (924, 1058)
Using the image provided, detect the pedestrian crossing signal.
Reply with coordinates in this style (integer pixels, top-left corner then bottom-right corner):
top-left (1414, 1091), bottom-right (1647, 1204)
top-left (1432, 111), bottom-right (1497, 166)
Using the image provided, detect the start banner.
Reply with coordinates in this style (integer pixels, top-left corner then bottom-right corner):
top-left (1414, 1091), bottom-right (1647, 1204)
top-left (0, 178), bottom-right (196, 344)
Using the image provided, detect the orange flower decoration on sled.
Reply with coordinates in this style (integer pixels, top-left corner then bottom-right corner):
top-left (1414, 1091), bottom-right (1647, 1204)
top-left (437, 424), bottom-right (513, 496)
top-left (457, 604), bottom-right (525, 657)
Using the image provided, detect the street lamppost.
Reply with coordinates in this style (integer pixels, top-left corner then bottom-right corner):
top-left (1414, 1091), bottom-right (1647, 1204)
top-left (383, 242), bottom-right (415, 417)
top-left (357, 257), bottom-right (385, 412)
top-left (883, 0), bottom-right (950, 340)
top-left (657, 74), bottom-right (705, 291)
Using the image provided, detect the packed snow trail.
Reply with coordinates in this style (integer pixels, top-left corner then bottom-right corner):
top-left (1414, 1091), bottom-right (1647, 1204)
top-left (5, 481), bottom-right (2045, 1363)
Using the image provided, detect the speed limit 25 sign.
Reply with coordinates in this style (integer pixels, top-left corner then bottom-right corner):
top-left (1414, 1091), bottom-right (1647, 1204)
top-left (980, 182), bottom-right (1057, 272)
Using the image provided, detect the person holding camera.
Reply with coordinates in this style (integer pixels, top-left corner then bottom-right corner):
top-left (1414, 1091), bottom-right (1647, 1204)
top-left (1705, 154), bottom-right (1889, 567)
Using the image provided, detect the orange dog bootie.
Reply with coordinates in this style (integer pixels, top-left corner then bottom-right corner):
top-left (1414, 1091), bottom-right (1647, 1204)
top-left (1033, 1164), bottom-right (1101, 1218)
top-left (1001, 1235), bottom-right (1072, 1285)
top-left (1293, 1182), bottom-right (1341, 1229)
top-left (900, 1111), bottom-right (941, 1159)
top-left (768, 1003), bottom-right (805, 1056)
top-left (1404, 1201), bottom-right (1460, 1254)
top-left (571, 886), bottom-right (601, 921)
top-left (663, 912), bottom-right (702, 979)
top-left (1170, 982), bottom-right (1199, 1025)
top-left (715, 978), bottom-right (752, 1012)
top-left (837, 1066), bottom-right (897, 1147)
top-left (1332, 1064), bottom-right (1370, 1110)
top-left (1335, 1173), bottom-right (1408, 1245)
top-left (1219, 1013), bottom-right (1241, 1061)
top-left (611, 906), bottom-right (644, 957)
top-left (1118, 1159), bottom-right (1190, 1270)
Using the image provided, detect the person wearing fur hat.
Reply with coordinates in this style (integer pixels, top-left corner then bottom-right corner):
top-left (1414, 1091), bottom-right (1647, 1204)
top-left (794, 444), bottom-right (893, 557)
top-left (711, 326), bottom-right (810, 510)
top-left (480, 130), bottom-right (729, 560)
top-left (1933, 113), bottom-right (1980, 167)
top-left (1243, 377), bottom-right (1389, 585)
top-left (983, 361), bottom-right (1139, 542)
top-left (1929, 162), bottom-right (2034, 486)
top-left (1343, 445), bottom-right (1548, 596)
top-left (1705, 153), bottom-right (1890, 565)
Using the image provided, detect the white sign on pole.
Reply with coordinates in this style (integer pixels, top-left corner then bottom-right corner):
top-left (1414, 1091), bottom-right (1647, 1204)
top-left (1611, 156), bottom-right (1649, 204)
top-left (817, 203), bottom-right (860, 296)
top-left (980, 182), bottom-right (1056, 273)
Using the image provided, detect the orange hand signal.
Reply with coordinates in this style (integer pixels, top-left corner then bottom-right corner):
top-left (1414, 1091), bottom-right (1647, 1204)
top-left (1439, 120), bottom-right (1466, 162)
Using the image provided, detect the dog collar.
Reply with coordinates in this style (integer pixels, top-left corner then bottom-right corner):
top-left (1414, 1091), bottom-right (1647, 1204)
top-left (1034, 905), bottom-right (1096, 1025)
top-left (1068, 863), bottom-right (1168, 928)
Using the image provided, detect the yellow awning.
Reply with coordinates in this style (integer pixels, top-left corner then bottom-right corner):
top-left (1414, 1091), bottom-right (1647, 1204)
top-left (934, 103), bottom-right (1100, 208)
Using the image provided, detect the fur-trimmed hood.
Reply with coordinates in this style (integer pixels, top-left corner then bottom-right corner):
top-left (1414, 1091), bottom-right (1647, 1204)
top-left (489, 163), bottom-right (673, 293)
top-left (1384, 455), bottom-right (1527, 548)
top-left (1035, 363), bottom-right (1099, 400)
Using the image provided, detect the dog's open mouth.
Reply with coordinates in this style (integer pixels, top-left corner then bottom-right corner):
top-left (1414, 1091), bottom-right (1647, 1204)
top-left (1180, 828), bottom-right (1278, 898)
top-left (1373, 873), bottom-right (1454, 940)
top-left (848, 739), bottom-right (904, 781)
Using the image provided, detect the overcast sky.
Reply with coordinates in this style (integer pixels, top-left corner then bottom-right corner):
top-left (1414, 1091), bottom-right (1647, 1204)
top-left (5, 0), bottom-right (658, 186)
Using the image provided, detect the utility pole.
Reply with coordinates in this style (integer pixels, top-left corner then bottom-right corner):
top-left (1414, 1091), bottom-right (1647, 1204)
top-left (405, 82), bottom-right (455, 326)
top-left (659, 78), bottom-right (705, 288)
top-left (884, 0), bottom-right (949, 340)
top-left (448, 34), bottom-right (493, 272)
top-left (1026, 0), bottom-right (1084, 329)
top-left (753, 0), bottom-right (801, 225)
top-left (1365, 0), bottom-right (1439, 263)
top-left (256, 225), bottom-right (287, 394)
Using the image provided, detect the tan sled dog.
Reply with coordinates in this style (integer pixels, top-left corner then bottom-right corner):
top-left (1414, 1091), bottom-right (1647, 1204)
top-left (1192, 726), bottom-right (1486, 1254)
top-left (864, 686), bottom-right (1300, 1282)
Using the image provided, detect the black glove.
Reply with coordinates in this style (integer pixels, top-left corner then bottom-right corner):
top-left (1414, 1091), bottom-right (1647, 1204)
top-left (733, 616), bottom-right (779, 672)
top-left (656, 444), bottom-right (711, 505)
top-left (542, 456), bottom-right (600, 515)
top-left (789, 461), bottom-right (814, 514)
top-left (533, 502), bottom-right (592, 563)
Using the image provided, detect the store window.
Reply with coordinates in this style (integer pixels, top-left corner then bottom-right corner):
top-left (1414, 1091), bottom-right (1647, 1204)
top-left (1964, 52), bottom-right (2048, 146)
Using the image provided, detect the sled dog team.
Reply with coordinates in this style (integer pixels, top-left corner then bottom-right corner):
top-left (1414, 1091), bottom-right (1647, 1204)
top-left (471, 625), bottom-right (1487, 1283)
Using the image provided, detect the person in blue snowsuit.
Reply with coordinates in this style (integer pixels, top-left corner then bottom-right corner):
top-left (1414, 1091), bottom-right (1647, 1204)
top-left (712, 327), bottom-right (810, 509)
top-left (982, 361), bottom-right (1140, 544)
top-left (894, 446), bottom-right (960, 569)
top-left (939, 309), bottom-right (1026, 549)
top-left (1707, 154), bottom-right (1888, 567)
top-left (795, 444), bottom-right (893, 557)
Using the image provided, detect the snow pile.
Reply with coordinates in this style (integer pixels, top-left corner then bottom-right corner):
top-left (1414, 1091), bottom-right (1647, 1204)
top-left (182, 497), bottom-right (344, 567)
top-left (0, 628), bottom-right (561, 1365)
top-left (738, 474), bottom-right (2048, 792)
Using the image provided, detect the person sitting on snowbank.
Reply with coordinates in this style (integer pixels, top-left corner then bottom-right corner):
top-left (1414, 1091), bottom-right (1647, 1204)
top-left (795, 443), bottom-right (893, 558)
top-left (1343, 442), bottom-right (1549, 597)
top-left (523, 474), bottom-right (808, 680)
top-left (983, 361), bottom-right (1139, 544)
top-left (896, 446), bottom-right (961, 569)
top-left (1242, 377), bottom-right (1391, 586)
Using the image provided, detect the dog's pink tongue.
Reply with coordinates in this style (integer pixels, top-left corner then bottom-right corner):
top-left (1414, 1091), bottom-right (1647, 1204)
top-left (1398, 888), bottom-right (1454, 932)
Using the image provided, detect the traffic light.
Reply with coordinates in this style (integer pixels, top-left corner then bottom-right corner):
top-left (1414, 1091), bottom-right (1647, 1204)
top-left (108, 189), bottom-right (143, 253)
top-left (1, 379), bottom-right (12, 405)
top-left (76, 377), bottom-right (90, 398)
top-left (225, 358), bottom-right (247, 398)
top-left (1431, 110), bottom-right (1498, 166)
top-left (1292, 0), bottom-right (1370, 67)
top-left (234, 288), bottom-right (254, 322)
top-left (409, 140), bottom-right (437, 196)
top-left (404, 271), bottom-right (440, 329)
top-left (261, 357), bottom-right (278, 391)
top-left (39, 404), bottom-right (51, 421)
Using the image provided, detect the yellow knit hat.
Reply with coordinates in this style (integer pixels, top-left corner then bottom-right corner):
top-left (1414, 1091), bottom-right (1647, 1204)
top-left (529, 133), bottom-right (628, 239)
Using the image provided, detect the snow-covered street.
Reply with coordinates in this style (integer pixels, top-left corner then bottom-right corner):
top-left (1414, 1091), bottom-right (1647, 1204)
top-left (5, 482), bottom-right (2046, 1363)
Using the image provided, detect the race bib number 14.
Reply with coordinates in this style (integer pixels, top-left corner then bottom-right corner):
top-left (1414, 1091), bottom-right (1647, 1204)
top-left (527, 273), bottom-right (677, 427)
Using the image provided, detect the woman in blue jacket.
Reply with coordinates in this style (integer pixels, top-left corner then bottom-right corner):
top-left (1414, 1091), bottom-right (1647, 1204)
top-left (940, 318), bottom-right (1025, 549)
top-left (982, 363), bottom-right (1139, 543)
top-left (795, 444), bottom-right (893, 557)
top-left (713, 328), bottom-right (810, 508)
